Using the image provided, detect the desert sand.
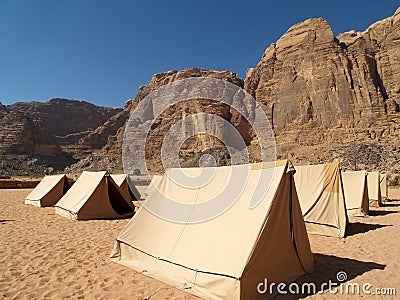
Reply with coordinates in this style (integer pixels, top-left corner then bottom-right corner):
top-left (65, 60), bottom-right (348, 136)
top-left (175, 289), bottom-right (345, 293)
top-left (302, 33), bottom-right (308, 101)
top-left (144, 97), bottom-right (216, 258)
top-left (0, 188), bottom-right (399, 299)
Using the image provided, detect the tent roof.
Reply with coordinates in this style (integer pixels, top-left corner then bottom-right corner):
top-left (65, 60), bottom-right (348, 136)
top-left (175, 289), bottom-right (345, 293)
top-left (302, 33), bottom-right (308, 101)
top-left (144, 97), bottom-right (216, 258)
top-left (55, 171), bottom-right (106, 213)
top-left (110, 174), bottom-right (127, 187)
top-left (25, 174), bottom-right (65, 201)
top-left (117, 162), bottom-right (292, 278)
top-left (294, 162), bottom-right (347, 237)
top-left (367, 171), bottom-right (381, 201)
top-left (342, 170), bottom-right (369, 215)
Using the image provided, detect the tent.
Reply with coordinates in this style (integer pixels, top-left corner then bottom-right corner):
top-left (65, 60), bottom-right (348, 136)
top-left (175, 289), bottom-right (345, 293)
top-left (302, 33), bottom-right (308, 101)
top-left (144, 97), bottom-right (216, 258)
top-left (110, 161), bottom-right (314, 300)
top-left (143, 174), bottom-right (163, 198)
top-left (367, 171), bottom-right (382, 207)
top-left (293, 162), bottom-right (347, 237)
top-left (110, 174), bottom-right (141, 200)
top-left (341, 171), bottom-right (369, 217)
top-left (55, 171), bottom-right (135, 220)
top-left (25, 174), bottom-right (67, 207)
top-left (380, 173), bottom-right (388, 201)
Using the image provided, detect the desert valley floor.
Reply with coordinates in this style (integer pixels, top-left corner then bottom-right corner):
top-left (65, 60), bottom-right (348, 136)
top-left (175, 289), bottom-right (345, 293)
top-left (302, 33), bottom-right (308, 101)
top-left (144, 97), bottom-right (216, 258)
top-left (1, 189), bottom-right (399, 300)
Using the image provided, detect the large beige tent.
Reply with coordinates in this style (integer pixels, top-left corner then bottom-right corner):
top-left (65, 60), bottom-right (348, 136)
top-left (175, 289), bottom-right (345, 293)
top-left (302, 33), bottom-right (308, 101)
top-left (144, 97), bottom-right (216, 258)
top-left (55, 171), bottom-right (135, 220)
top-left (25, 174), bottom-right (67, 207)
top-left (110, 174), bottom-right (141, 200)
top-left (367, 171), bottom-right (382, 207)
top-left (294, 162), bottom-right (347, 237)
top-left (341, 171), bottom-right (369, 217)
top-left (380, 173), bottom-right (388, 201)
top-left (110, 161), bottom-right (314, 300)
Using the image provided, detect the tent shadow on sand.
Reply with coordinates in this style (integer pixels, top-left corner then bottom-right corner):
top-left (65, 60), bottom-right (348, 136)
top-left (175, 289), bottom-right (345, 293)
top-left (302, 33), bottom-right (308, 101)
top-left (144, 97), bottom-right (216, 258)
top-left (276, 254), bottom-right (385, 299)
top-left (381, 202), bottom-right (400, 207)
top-left (368, 210), bottom-right (398, 216)
top-left (345, 222), bottom-right (391, 236)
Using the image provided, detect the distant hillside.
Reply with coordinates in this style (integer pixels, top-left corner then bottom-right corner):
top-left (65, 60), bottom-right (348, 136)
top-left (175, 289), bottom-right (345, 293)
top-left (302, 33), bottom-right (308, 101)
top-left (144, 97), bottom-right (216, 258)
top-left (7, 98), bottom-right (121, 137)
top-left (69, 8), bottom-right (400, 184)
top-left (0, 98), bottom-right (121, 176)
top-left (1, 7), bottom-right (399, 184)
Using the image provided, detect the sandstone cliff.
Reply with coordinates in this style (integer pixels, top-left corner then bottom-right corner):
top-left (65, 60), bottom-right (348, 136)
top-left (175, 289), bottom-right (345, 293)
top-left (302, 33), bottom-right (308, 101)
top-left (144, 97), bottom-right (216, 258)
top-left (0, 102), bottom-right (74, 176)
top-left (7, 98), bottom-right (121, 138)
top-left (3, 8), bottom-right (400, 184)
top-left (66, 68), bottom-right (246, 173)
top-left (244, 9), bottom-right (399, 183)
top-left (68, 8), bottom-right (400, 182)
top-left (0, 110), bottom-right (61, 157)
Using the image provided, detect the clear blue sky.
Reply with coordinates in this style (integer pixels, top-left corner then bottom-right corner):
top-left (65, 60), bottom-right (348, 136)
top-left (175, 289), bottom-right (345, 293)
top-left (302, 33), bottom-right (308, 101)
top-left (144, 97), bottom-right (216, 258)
top-left (0, 0), bottom-right (399, 108)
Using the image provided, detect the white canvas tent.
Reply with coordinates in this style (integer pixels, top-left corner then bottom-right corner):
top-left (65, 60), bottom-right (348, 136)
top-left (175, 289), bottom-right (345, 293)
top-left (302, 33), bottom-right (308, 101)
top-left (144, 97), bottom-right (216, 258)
top-left (25, 174), bottom-right (67, 207)
top-left (110, 174), bottom-right (141, 200)
top-left (294, 162), bottom-right (347, 237)
top-left (380, 173), bottom-right (388, 201)
top-left (367, 171), bottom-right (382, 207)
top-left (55, 171), bottom-right (135, 220)
top-left (341, 171), bottom-right (369, 217)
top-left (110, 161), bottom-right (314, 300)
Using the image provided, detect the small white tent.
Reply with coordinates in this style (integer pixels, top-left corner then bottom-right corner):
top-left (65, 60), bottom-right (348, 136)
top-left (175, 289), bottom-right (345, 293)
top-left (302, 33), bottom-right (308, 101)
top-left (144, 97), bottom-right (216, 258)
top-left (294, 162), bottom-right (347, 237)
top-left (25, 174), bottom-right (67, 207)
top-left (367, 171), bottom-right (382, 207)
top-left (110, 161), bottom-right (314, 300)
top-left (110, 174), bottom-right (141, 200)
top-left (341, 171), bottom-right (369, 217)
top-left (55, 171), bottom-right (135, 220)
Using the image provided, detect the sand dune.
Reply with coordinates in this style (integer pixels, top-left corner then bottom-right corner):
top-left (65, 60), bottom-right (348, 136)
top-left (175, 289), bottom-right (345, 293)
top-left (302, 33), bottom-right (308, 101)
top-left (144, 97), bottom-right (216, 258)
top-left (0, 189), bottom-right (399, 299)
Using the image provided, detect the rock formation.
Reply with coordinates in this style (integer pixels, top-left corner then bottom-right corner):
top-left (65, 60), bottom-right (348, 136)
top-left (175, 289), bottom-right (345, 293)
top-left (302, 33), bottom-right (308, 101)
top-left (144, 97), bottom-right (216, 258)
top-left (2, 8), bottom-right (400, 183)
top-left (0, 102), bottom-right (74, 176)
top-left (0, 110), bottom-right (62, 157)
top-left (7, 98), bottom-right (121, 137)
top-left (244, 9), bottom-right (399, 182)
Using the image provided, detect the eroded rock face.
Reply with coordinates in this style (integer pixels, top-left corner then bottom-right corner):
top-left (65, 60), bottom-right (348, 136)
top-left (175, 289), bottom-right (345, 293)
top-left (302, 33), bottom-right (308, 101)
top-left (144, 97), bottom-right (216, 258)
top-left (73, 6), bottom-right (400, 176)
top-left (78, 101), bottom-right (134, 150)
top-left (244, 17), bottom-right (389, 133)
top-left (337, 7), bottom-right (400, 114)
top-left (4, 9), bottom-right (400, 178)
top-left (7, 98), bottom-right (122, 137)
top-left (0, 110), bottom-right (62, 157)
top-left (0, 102), bottom-right (9, 118)
top-left (244, 9), bottom-right (399, 177)
top-left (70, 69), bottom-right (246, 173)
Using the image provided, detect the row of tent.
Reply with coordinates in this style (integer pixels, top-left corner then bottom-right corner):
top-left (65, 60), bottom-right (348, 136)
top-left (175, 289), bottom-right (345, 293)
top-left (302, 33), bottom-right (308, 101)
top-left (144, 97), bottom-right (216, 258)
top-left (24, 161), bottom-right (390, 300)
top-left (25, 172), bottom-right (141, 220)
top-left (109, 161), bottom-right (390, 300)
top-left (25, 162), bottom-right (388, 234)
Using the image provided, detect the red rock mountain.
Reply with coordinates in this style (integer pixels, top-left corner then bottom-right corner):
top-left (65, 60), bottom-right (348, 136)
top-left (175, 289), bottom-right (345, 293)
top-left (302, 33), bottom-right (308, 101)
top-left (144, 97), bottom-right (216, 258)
top-left (0, 107), bottom-right (61, 157)
top-left (68, 8), bottom-right (399, 183)
top-left (7, 98), bottom-right (121, 137)
top-left (3, 8), bottom-right (400, 183)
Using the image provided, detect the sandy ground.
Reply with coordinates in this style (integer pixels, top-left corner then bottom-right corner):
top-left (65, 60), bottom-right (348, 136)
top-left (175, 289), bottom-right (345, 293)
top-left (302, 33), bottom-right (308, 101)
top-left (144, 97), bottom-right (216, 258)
top-left (0, 189), bottom-right (399, 300)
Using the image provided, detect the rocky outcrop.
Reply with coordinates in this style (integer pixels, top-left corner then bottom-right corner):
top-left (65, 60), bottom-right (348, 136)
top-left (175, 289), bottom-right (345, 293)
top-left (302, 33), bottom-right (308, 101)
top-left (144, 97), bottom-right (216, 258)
top-left (72, 6), bottom-right (400, 177)
top-left (78, 101), bottom-right (134, 150)
top-left (3, 9), bottom-right (400, 181)
top-left (245, 18), bottom-right (388, 133)
top-left (337, 7), bottom-right (400, 114)
top-left (73, 69), bottom-right (244, 169)
top-left (0, 101), bottom-right (76, 176)
top-left (0, 102), bottom-right (8, 118)
top-left (7, 98), bottom-right (121, 137)
top-left (0, 110), bottom-right (62, 157)
top-left (244, 9), bottom-right (399, 181)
